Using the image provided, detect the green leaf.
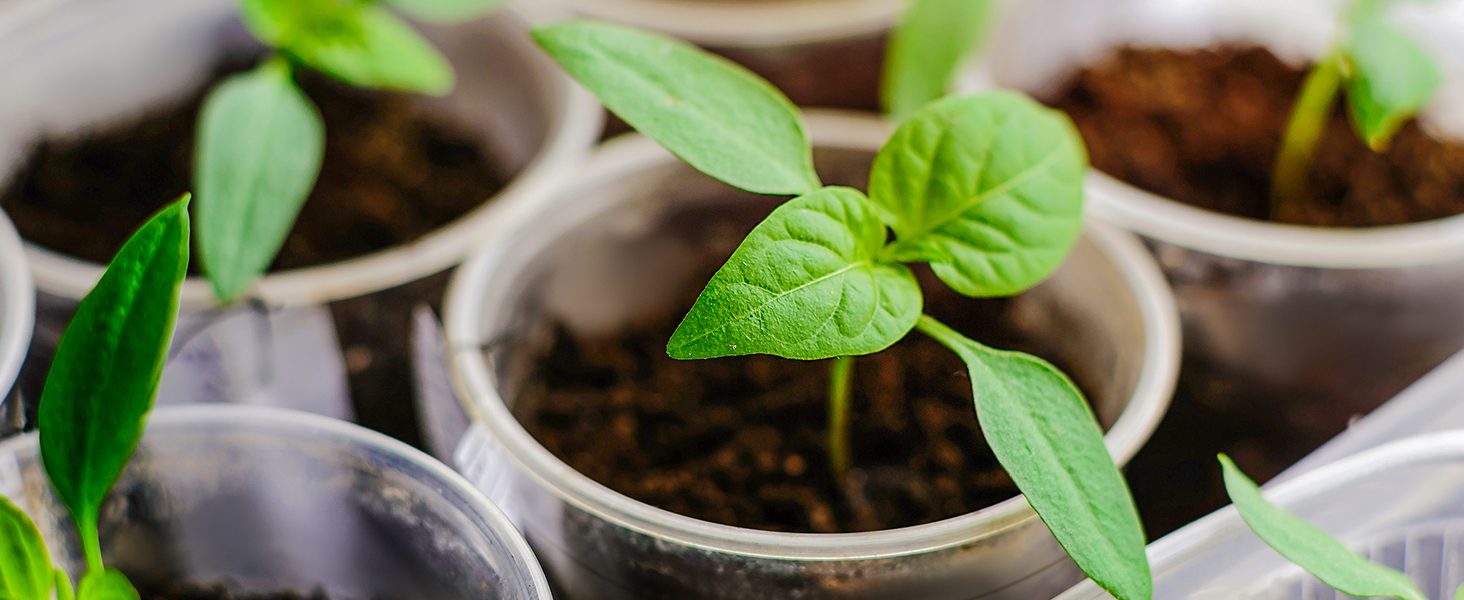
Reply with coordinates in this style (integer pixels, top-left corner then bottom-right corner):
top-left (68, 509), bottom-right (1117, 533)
top-left (668, 187), bottom-right (921, 360)
top-left (0, 496), bottom-right (53, 600)
top-left (39, 196), bottom-right (190, 574)
top-left (240, 0), bottom-right (454, 95)
top-left (869, 93), bottom-right (1086, 298)
top-left (75, 570), bottom-right (138, 600)
top-left (1456, 583), bottom-right (1464, 600)
top-left (1345, 14), bottom-right (1440, 151)
top-left (533, 21), bottom-right (821, 196)
top-left (881, 0), bottom-right (995, 120)
top-left (384, 0), bottom-right (506, 23)
top-left (916, 315), bottom-right (1150, 600)
top-left (1220, 455), bottom-right (1427, 600)
top-left (196, 59), bottom-right (325, 301)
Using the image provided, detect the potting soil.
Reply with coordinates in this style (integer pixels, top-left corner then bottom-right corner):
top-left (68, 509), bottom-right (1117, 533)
top-left (1050, 46), bottom-right (1464, 226)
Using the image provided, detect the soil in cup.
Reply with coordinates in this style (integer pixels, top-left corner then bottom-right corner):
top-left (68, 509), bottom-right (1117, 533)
top-left (1048, 46), bottom-right (1464, 227)
top-left (519, 206), bottom-right (1094, 533)
top-left (139, 585), bottom-right (328, 600)
top-left (0, 55), bottom-right (509, 447)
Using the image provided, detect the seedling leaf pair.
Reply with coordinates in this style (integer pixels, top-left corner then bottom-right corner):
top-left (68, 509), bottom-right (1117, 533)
top-left (0, 198), bottom-right (192, 599)
top-left (536, 21), bottom-right (1149, 600)
top-left (1220, 456), bottom-right (1436, 600)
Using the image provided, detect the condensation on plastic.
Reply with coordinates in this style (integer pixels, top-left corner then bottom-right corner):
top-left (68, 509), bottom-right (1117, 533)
top-left (1057, 430), bottom-right (1464, 600)
top-left (0, 405), bottom-right (552, 599)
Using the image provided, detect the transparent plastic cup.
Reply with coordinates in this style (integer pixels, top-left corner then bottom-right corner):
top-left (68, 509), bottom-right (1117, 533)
top-left (0, 405), bottom-right (551, 599)
top-left (1057, 429), bottom-right (1464, 600)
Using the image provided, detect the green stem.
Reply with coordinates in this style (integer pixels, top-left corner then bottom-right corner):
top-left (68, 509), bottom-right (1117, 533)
top-left (80, 522), bottom-right (103, 576)
top-left (1271, 51), bottom-right (1345, 217)
top-left (827, 355), bottom-right (855, 482)
top-left (54, 569), bottom-right (75, 600)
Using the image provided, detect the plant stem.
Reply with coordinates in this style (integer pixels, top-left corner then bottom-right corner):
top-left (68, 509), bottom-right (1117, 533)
top-left (827, 355), bottom-right (855, 482)
top-left (1271, 51), bottom-right (1345, 217)
top-left (81, 524), bottom-right (103, 576)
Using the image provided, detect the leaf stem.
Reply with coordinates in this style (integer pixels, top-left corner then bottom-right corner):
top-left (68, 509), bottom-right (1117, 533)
top-left (80, 524), bottom-right (103, 576)
top-left (827, 355), bottom-right (855, 482)
top-left (1272, 51), bottom-right (1345, 218)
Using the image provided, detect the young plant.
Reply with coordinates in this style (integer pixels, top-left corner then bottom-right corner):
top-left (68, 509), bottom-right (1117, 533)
top-left (0, 197), bottom-right (190, 599)
top-left (535, 21), bottom-right (1152, 600)
top-left (1271, 0), bottom-right (1440, 214)
top-left (195, 0), bottom-right (506, 301)
top-left (881, 0), bottom-right (995, 121)
top-left (1220, 455), bottom-right (1463, 600)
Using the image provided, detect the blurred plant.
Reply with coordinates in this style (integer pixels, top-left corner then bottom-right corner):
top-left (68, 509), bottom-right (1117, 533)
top-left (195, 0), bottom-right (506, 301)
top-left (881, 0), bottom-right (995, 121)
top-left (0, 196), bottom-right (190, 600)
top-left (1270, 0), bottom-right (1440, 215)
top-left (1221, 455), bottom-right (1464, 600)
top-left (534, 20), bottom-right (1153, 600)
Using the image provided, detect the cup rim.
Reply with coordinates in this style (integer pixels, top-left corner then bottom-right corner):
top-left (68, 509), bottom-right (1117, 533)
top-left (1, 0), bottom-right (604, 308)
top-left (553, 0), bottom-right (904, 46)
top-left (444, 110), bottom-right (1182, 560)
top-left (0, 404), bottom-right (555, 599)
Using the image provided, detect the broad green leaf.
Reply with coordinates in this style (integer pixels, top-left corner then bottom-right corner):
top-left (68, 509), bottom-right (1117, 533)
top-left (668, 187), bottom-right (921, 360)
top-left (75, 570), bottom-right (138, 600)
top-left (534, 21), bottom-right (821, 196)
top-left (1220, 455), bottom-right (1427, 600)
top-left (385, 0), bottom-right (507, 23)
top-left (196, 59), bottom-right (325, 301)
top-left (916, 315), bottom-right (1150, 600)
top-left (1456, 583), bottom-right (1464, 600)
top-left (882, 0), bottom-right (995, 121)
top-left (39, 197), bottom-right (189, 573)
top-left (1345, 14), bottom-right (1439, 151)
top-left (0, 496), bottom-right (53, 600)
top-left (869, 93), bottom-right (1086, 298)
top-left (241, 0), bottom-right (454, 95)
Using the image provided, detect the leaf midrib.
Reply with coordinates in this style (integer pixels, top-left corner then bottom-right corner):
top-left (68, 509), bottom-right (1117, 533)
top-left (671, 260), bottom-right (866, 351)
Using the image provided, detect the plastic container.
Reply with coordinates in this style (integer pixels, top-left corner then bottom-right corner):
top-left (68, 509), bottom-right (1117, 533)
top-left (1057, 429), bottom-right (1464, 599)
top-left (547, 0), bottom-right (904, 109)
top-left (0, 404), bottom-right (552, 598)
top-left (444, 111), bottom-right (1182, 599)
top-left (960, 0), bottom-right (1464, 483)
top-left (0, 207), bottom-right (31, 435)
top-left (0, 0), bottom-right (601, 438)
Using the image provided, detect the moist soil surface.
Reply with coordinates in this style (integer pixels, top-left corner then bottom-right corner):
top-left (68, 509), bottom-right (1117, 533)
top-left (1049, 45), bottom-right (1464, 227)
top-left (523, 265), bottom-right (1085, 534)
top-left (1, 57), bottom-right (507, 448)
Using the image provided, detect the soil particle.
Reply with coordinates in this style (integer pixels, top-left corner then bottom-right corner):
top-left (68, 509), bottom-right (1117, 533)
top-left (1049, 45), bottom-right (1464, 226)
top-left (522, 264), bottom-right (1083, 534)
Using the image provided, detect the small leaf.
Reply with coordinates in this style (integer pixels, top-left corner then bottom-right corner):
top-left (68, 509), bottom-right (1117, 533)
top-left (916, 315), bottom-right (1150, 600)
top-left (196, 59), bottom-right (325, 301)
top-left (533, 21), bottom-right (821, 196)
top-left (1345, 14), bottom-right (1439, 151)
top-left (1220, 455), bottom-right (1427, 600)
top-left (1455, 583), bottom-right (1464, 600)
top-left (0, 496), bottom-right (54, 600)
top-left (668, 187), bottom-right (921, 360)
top-left (39, 196), bottom-right (190, 573)
top-left (881, 0), bottom-right (995, 120)
top-left (241, 0), bottom-right (454, 95)
top-left (75, 570), bottom-right (138, 600)
top-left (869, 93), bottom-right (1086, 298)
top-left (385, 0), bottom-right (507, 23)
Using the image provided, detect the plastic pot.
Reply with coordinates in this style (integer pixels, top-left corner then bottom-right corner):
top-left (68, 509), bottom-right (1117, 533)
top-left (0, 0), bottom-right (602, 439)
top-left (0, 404), bottom-right (551, 598)
top-left (962, 0), bottom-right (1464, 476)
top-left (1057, 429), bottom-right (1464, 599)
top-left (543, 0), bottom-right (903, 109)
top-left (444, 111), bottom-right (1182, 599)
top-left (0, 206), bottom-right (32, 434)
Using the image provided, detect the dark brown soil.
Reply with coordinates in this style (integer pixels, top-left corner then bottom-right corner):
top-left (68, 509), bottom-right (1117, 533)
top-left (0, 57), bottom-right (504, 270)
top-left (141, 584), bottom-right (328, 600)
top-left (0, 57), bottom-right (507, 448)
top-left (1049, 45), bottom-right (1464, 227)
top-left (522, 264), bottom-right (1086, 534)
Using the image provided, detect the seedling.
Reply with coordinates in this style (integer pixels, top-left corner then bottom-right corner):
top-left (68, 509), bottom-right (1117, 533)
top-left (881, 0), bottom-right (995, 121)
top-left (1271, 0), bottom-right (1440, 215)
top-left (195, 0), bottom-right (507, 301)
top-left (1221, 455), bottom-right (1463, 600)
top-left (0, 196), bottom-right (189, 599)
top-left (535, 21), bottom-right (1152, 600)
